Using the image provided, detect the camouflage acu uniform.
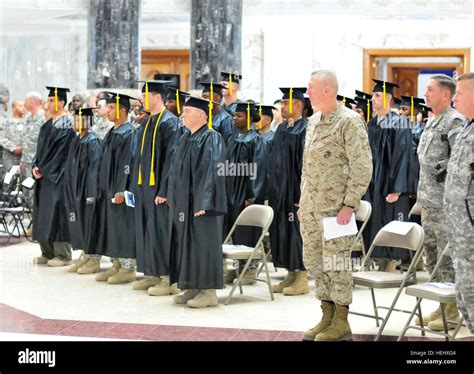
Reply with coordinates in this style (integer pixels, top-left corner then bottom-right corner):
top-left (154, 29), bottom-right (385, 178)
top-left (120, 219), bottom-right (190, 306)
top-left (444, 119), bottom-right (474, 333)
top-left (91, 116), bottom-right (113, 140)
top-left (22, 111), bottom-right (45, 175)
top-left (0, 119), bottom-right (22, 171)
top-left (418, 106), bottom-right (464, 282)
top-left (300, 106), bottom-right (372, 305)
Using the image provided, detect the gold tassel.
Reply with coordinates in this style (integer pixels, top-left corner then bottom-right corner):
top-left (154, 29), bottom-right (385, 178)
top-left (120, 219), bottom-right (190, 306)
top-left (342, 97), bottom-right (346, 108)
top-left (289, 87), bottom-right (293, 114)
top-left (54, 87), bottom-right (58, 112)
top-left (208, 101), bottom-right (213, 130)
top-left (137, 116), bottom-right (152, 185)
top-left (78, 108), bottom-right (82, 133)
top-left (176, 89), bottom-right (181, 115)
top-left (367, 100), bottom-right (371, 122)
top-left (410, 96), bottom-right (414, 123)
top-left (149, 109), bottom-right (165, 186)
top-left (259, 105), bottom-right (263, 129)
top-left (383, 81), bottom-right (387, 109)
top-left (115, 94), bottom-right (120, 119)
top-left (145, 82), bottom-right (149, 110)
top-left (229, 73), bottom-right (233, 96)
top-left (247, 102), bottom-right (251, 131)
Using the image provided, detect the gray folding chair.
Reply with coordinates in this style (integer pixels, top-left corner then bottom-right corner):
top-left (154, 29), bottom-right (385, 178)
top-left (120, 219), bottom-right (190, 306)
top-left (222, 204), bottom-right (274, 305)
top-left (398, 244), bottom-right (465, 341)
top-left (350, 221), bottom-right (425, 340)
top-left (350, 200), bottom-right (372, 257)
top-left (408, 202), bottom-right (422, 219)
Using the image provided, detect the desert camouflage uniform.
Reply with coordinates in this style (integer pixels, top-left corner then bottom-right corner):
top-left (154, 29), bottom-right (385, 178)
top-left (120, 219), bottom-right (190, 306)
top-left (300, 106), bottom-right (372, 305)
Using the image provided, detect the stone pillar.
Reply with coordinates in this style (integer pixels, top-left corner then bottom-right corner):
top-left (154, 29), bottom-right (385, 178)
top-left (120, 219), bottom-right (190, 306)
top-left (190, 0), bottom-right (242, 88)
top-left (87, 0), bottom-right (140, 88)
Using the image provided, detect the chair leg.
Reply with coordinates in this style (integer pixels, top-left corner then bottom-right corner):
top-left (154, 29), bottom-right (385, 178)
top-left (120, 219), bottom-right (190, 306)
top-left (450, 316), bottom-right (464, 340)
top-left (398, 297), bottom-right (423, 341)
top-left (261, 255), bottom-right (274, 301)
top-left (439, 303), bottom-right (449, 341)
top-left (375, 284), bottom-right (405, 341)
top-left (417, 300), bottom-right (426, 337)
top-left (370, 288), bottom-right (380, 327)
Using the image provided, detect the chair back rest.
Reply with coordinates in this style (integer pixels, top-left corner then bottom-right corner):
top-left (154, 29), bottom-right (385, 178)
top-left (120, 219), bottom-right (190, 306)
top-left (355, 200), bottom-right (372, 223)
top-left (234, 205), bottom-right (274, 232)
top-left (372, 222), bottom-right (424, 252)
top-left (409, 202), bottom-right (422, 218)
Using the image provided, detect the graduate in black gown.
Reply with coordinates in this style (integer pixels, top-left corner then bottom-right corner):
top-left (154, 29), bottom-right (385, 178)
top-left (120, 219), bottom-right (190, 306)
top-left (63, 107), bottom-right (102, 273)
top-left (131, 80), bottom-right (181, 296)
top-left (222, 102), bottom-right (267, 284)
top-left (93, 91), bottom-right (138, 284)
top-left (168, 96), bottom-right (227, 308)
top-left (199, 82), bottom-right (235, 143)
top-left (268, 87), bottom-right (308, 294)
top-left (257, 104), bottom-right (276, 155)
top-left (32, 86), bottom-right (76, 267)
top-left (363, 80), bottom-right (413, 269)
top-left (220, 71), bottom-right (244, 115)
top-left (353, 90), bottom-right (373, 125)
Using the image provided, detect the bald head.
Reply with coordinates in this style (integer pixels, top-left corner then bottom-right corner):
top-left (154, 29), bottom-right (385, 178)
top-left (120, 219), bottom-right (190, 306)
top-left (307, 70), bottom-right (339, 115)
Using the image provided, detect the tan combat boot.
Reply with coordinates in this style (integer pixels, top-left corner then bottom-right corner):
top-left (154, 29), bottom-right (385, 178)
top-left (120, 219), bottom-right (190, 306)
top-left (33, 256), bottom-right (49, 265)
top-left (234, 268), bottom-right (257, 286)
top-left (108, 268), bottom-right (136, 284)
top-left (68, 253), bottom-right (89, 273)
top-left (384, 260), bottom-right (400, 273)
top-left (132, 276), bottom-right (161, 290)
top-left (224, 268), bottom-right (238, 284)
top-left (302, 301), bottom-right (335, 341)
top-left (95, 259), bottom-right (120, 281)
top-left (187, 289), bottom-right (218, 308)
top-left (148, 276), bottom-right (180, 296)
top-left (415, 306), bottom-right (441, 326)
top-left (173, 289), bottom-right (200, 304)
top-left (272, 271), bottom-right (296, 293)
top-left (283, 271), bottom-right (309, 295)
top-left (428, 304), bottom-right (460, 331)
top-left (315, 304), bottom-right (352, 341)
top-left (47, 257), bottom-right (71, 267)
top-left (77, 259), bottom-right (101, 274)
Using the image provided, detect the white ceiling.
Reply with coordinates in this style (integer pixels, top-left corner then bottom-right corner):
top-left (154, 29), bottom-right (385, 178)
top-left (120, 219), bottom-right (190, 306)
top-left (0, 0), bottom-right (472, 34)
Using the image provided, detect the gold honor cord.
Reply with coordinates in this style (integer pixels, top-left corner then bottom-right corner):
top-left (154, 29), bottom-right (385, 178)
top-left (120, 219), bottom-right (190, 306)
top-left (78, 108), bottom-right (82, 133)
top-left (176, 89), bottom-right (181, 115)
top-left (289, 88), bottom-right (293, 114)
top-left (137, 116), bottom-right (152, 185)
top-left (259, 105), bottom-right (263, 129)
top-left (367, 100), bottom-right (371, 122)
top-left (229, 73), bottom-right (233, 96)
top-left (149, 109), bottom-right (165, 186)
top-left (116, 94), bottom-right (120, 119)
top-left (383, 81), bottom-right (387, 109)
top-left (54, 87), bottom-right (58, 112)
top-left (208, 82), bottom-right (213, 129)
top-left (247, 103), bottom-right (251, 131)
top-left (411, 96), bottom-right (414, 123)
top-left (145, 82), bottom-right (149, 110)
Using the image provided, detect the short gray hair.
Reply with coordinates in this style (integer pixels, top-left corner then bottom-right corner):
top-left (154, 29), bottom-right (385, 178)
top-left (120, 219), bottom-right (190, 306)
top-left (457, 72), bottom-right (474, 82)
top-left (430, 74), bottom-right (456, 98)
top-left (25, 91), bottom-right (43, 104)
top-left (311, 70), bottom-right (339, 92)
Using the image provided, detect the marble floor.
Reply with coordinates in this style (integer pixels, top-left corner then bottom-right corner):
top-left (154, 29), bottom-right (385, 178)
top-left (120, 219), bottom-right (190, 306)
top-left (0, 239), bottom-right (472, 341)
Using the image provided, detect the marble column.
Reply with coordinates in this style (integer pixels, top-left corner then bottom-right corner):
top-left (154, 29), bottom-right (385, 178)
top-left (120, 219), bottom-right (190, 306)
top-left (87, 0), bottom-right (140, 89)
top-left (190, 0), bottom-right (242, 88)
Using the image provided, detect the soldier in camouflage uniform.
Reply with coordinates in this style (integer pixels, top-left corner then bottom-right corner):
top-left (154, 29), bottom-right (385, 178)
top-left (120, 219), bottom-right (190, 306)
top-left (417, 74), bottom-right (464, 329)
top-left (444, 73), bottom-right (474, 333)
top-left (22, 92), bottom-right (46, 176)
top-left (300, 70), bottom-right (372, 341)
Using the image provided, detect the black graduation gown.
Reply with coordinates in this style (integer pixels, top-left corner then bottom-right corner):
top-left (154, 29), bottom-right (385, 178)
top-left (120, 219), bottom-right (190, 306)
top-left (32, 116), bottom-right (75, 242)
top-left (223, 130), bottom-right (267, 246)
top-left (131, 110), bottom-right (180, 277)
top-left (259, 129), bottom-right (274, 200)
top-left (268, 118), bottom-right (307, 271)
top-left (64, 132), bottom-right (101, 251)
top-left (168, 126), bottom-right (227, 289)
top-left (212, 108), bottom-right (235, 144)
top-left (94, 122), bottom-right (137, 258)
top-left (363, 114), bottom-right (412, 261)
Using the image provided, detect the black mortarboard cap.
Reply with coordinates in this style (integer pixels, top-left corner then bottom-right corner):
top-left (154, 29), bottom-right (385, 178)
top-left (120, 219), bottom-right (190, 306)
top-left (74, 107), bottom-right (97, 117)
top-left (166, 87), bottom-right (190, 102)
top-left (46, 86), bottom-right (70, 102)
top-left (400, 95), bottom-right (425, 110)
top-left (103, 91), bottom-right (139, 111)
top-left (372, 79), bottom-right (400, 96)
top-left (137, 80), bottom-right (172, 94)
top-left (257, 104), bottom-right (276, 118)
top-left (337, 95), bottom-right (356, 108)
top-left (220, 72), bottom-right (242, 84)
top-left (354, 90), bottom-right (373, 100)
top-left (279, 87), bottom-right (306, 102)
top-left (183, 96), bottom-right (214, 114)
top-left (199, 82), bottom-right (226, 97)
top-left (392, 97), bottom-right (402, 108)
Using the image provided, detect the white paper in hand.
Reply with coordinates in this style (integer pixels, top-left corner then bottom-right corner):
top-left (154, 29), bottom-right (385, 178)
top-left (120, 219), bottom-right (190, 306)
top-left (124, 190), bottom-right (135, 208)
top-left (323, 213), bottom-right (358, 240)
